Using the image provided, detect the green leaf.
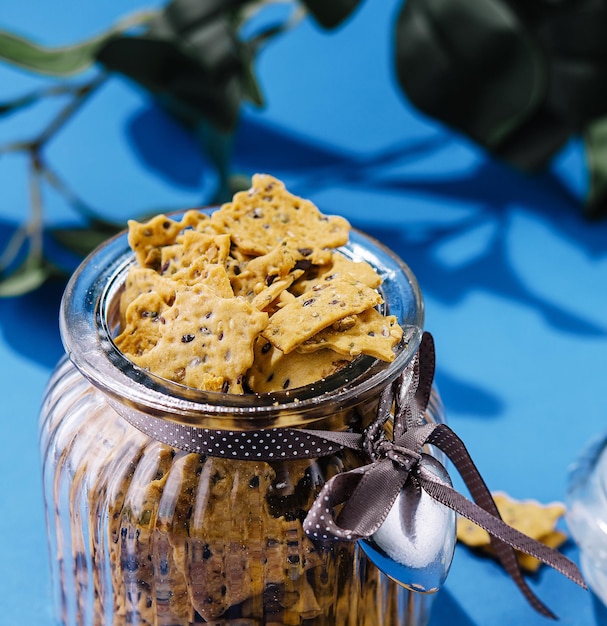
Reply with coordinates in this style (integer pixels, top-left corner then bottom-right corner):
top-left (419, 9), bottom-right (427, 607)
top-left (241, 42), bottom-right (264, 106)
top-left (394, 0), bottom-right (546, 153)
top-left (0, 9), bottom-right (158, 76)
top-left (97, 34), bottom-right (245, 132)
top-left (153, 0), bottom-right (247, 36)
top-left (301, 0), bottom-right (364, 29)
top-left (0, 257), bottom-right (56, 297)
top-left (584, 117), bottom-right (607, 219)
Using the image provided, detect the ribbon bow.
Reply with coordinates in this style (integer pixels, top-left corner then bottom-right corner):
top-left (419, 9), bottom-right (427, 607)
top-left (302, 332), bottom-right (586, 619)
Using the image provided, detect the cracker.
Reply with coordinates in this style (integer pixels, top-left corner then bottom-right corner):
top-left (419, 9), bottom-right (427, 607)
top-left (329, 252), bottom-right (383, 289)
top-left (261, 276), bottom-right (382, 354)
top-left (119, 266), bottom-right (176, 326)
top-left (130, 289), bottom-right (268, 393)
top-left (180, 208), bottom-right (215, 233)
top-left (251, 270), bottom-right (304, 312)
top-left (456, 491), bottom-right (568, 572)
top-left (127, 214), bottom-right (185, 268)
top-left (246, 338), bottom-right (354, 393)
top-left (171, 262), bottom-right (234, 297)
top-left (231, 238), bottom-right (312, 300)
top-left (115, 291), bottom-right (171, 356)
top-left (517, 530), bottom-right (568, 572)
top-left (262, 288), bottom-right (298, 317)
top-left (160, 231), bottom-right (231, 277)
top-left (291, 251), bottom-right (382, 296)
top-left (118, 175), bottom-right (404, 393)
top-left (210, 174), bottom-right (350, 256)
top-left (297, 308), bottom-right (403, 361)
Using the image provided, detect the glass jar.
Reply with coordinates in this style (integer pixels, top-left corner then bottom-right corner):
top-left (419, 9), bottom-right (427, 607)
top-left (566, 432), bottom-right (607, 608)
top-left (40, 215), bottom-right (447, 626)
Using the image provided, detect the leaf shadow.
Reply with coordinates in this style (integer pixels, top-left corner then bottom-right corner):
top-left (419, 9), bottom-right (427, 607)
top-left (229, 113), bottom-right (607, 419)
top-left (2, 104), bottom-right (606, 377)
top-left (365, 219), bottom-right (606, 339)
top-left (0, 274), bottom-right (65, 369)
top-left (0, 221), bottom-right (68, 368)
top-left (435, 369), bottom-right (503, 419)
top-left (233, 110), bottom-right (448, 174)
top-left (124, 105), bottom-right (207, 189)
top-left (232, 112), bottom-right (607, 339)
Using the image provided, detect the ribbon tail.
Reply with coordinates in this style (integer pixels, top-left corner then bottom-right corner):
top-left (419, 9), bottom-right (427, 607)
top-left (418, 475), bottom-right (586, 619)
top-left (422, 424), bottom-right (587, 619)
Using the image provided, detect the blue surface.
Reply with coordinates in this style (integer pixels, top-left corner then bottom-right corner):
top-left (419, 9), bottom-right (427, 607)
top-left (1, 2), bottom-right (606, 625)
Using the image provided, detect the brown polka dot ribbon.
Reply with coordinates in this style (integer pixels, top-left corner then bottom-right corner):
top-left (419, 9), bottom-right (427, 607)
top-left (301, 333), bottom-right (587, 620)
top-left (116, 332), bottom-right (586, 619)
top-left (118, 409), bottom-right (353, 460)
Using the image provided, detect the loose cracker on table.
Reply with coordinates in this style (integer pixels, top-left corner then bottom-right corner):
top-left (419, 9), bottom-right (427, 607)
top-left (296, 308), bottom-right (403, 362)
top-left (261, 275), bottom-right (382, 354)
top-left (126, 288), bottom-right (268, 393)
top-left (456, 491), bottom-right (568, 572)
top-left (210, 174), bottom-right (350, 256)
top-left (246, 338), bottom-right (354, 393)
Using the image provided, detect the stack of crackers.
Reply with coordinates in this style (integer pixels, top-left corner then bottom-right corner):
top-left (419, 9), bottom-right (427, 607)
top-left (115, 174), bottom-right (403, 394)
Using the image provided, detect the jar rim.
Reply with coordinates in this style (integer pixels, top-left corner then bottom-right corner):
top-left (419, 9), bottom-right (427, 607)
top-left (60, 208), bottom-right (424, 430)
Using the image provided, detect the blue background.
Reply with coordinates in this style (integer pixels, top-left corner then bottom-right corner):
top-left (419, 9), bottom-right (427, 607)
top-left (1, 2), bottom-right (606, 625)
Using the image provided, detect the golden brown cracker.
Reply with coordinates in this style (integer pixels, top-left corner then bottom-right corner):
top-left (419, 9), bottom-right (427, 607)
top-left (297, 308), bottom-right (403, 361)
top-left (456, 491), bottom-right (568, 572)
top-left (171, 262), bottom-right (234, 297)
top-left (210, 174), bottom-right (350, 256)
top-left (262, 276), bottom-right (382, 354)
top-left (130, 288), bottom-right (268, 393)
top-left (231, 238), bottom-right (310, 300)
top-left (246, 338), bottom-right (354, 393)
top-left (491, 492), bottom-right (566, 541)
top-left (119, 266), bottom-right (176, 326)
top-left (250, 270), bottom-right (304, 312)
top-left (516, 530), bottom-right (568, 572)
top-left (290, 251), bottom-right (381, 296)
top-left (160, 231), bottom-right (231, 277)
top-left (180, 208), bottom-right (215, 233)
top-left (118, 175), bottom-right (405, 393)
top-left (127, 214), bottom-right (185, 268)
top-left (457, 492), bottom-right (566, 547)
top-left (115, 291), bottom-right (171, 357)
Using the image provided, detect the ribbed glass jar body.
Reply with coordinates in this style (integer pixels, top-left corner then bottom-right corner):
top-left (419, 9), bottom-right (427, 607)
top-left (40, 218), bottom-right (447, 626)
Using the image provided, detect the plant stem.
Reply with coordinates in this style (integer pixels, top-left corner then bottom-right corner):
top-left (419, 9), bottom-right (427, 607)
top-left (0, 72), bottom-right (107, 279)
top-left (0, 225), bottom-right (28, 271)
top-left (28, 152), bottom-right (44, 265)
top-left (35, 71), bottom-right (107, 148)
